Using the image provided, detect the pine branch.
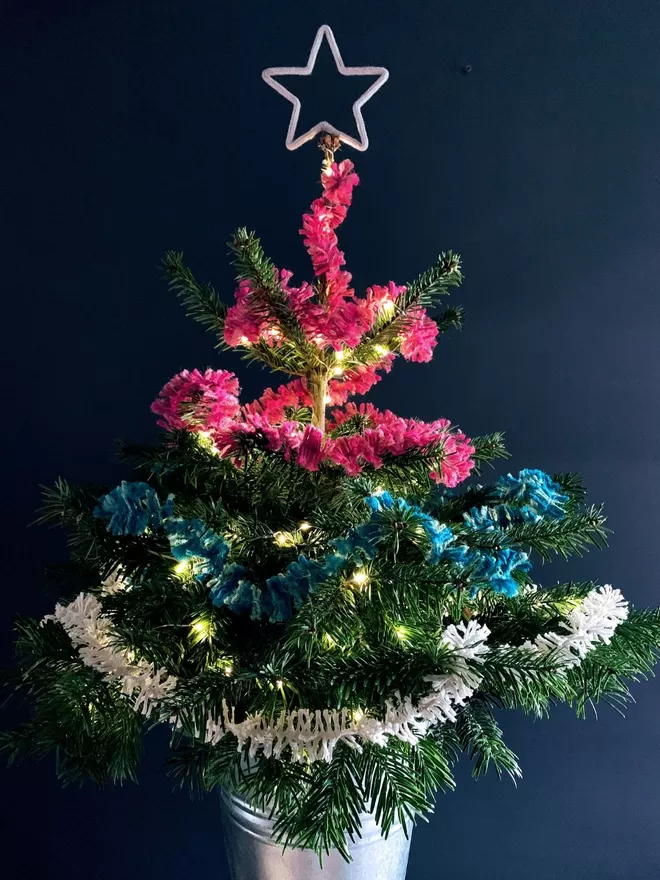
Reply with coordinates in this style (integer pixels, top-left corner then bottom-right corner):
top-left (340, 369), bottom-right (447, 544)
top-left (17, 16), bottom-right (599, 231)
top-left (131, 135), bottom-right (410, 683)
top-left (428, 722), bottom-right (462, 768)
top-left (235, 338), bottom-right (312, 376)
top-left (434, 304), bottom-right (464, 334)
top-left (236, 752), bottom-right (312, 820)
top-left (36, 478), bottom-right (101, 529)
top-left (364, 432), bottom-right (507, 503)
top-left (400, 251), bottom-right (463, 312)
top-left (228, 229), bottom-right (310, 349)
top-left (352, 252), bottom-right (463, 356)
top-left (359, 740), bottom-right (432, 836)
top-left (2, 619), bottom-right (144, 785)
top-left (465, 505), bottom-right (608, 561)
top-left (327, 644), bottom-right (454, 709)
top-left (471, 432), bottom-right (510, 468)
top-left (37, 480), bottom-right (165, 577)
top-left (283, 578), bottom-right (365, 668)
top-left (455, 699), bottom-right (521, 780)
top-left (567, 608), bottom-right (660, 716)
top-left (273, 743), bottom-right (365, 860)
top-left (553, 472), bottom-right (588, 509)
top-left (481, 581), bottom-right (599, 644)
top-left (478, 646), bottom-right (571, 715)
top-left (424, 484), bottom-right (501, 521)
top-left (162, 251), bottom-right (227, 341)
top-left (167, 734), bottom-right (244, 793)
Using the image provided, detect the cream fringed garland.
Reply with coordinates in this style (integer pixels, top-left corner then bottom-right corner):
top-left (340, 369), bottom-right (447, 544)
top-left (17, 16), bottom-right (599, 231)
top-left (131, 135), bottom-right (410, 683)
top-left (44, 585), bottom-right (628, 762)
top-left (44, 592), bottom-right (177, 716)
top-left (209, 586), bottom-right (628, 762)
top-left (523, 585), bottom-right (629, 666)
top-left (210, 620), bottom-right (489, 762)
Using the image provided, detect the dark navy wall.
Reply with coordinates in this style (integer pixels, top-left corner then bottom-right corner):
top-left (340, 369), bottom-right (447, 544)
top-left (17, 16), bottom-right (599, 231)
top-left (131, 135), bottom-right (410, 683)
top-left (2, 1), bottom-right (660, 877)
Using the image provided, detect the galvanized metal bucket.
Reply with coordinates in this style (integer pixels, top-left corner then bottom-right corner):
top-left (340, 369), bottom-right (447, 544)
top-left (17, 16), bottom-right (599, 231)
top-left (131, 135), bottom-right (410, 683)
top-left (220, 789), bottom-right (412, 880)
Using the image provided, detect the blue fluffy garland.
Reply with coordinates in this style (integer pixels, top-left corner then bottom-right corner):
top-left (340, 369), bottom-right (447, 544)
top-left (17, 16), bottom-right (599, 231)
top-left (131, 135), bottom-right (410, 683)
top-left (94, 481), bottom-right (229, 582)
top-left (495, 468), bottom-right (568, 518)
top-left (442, 545), bottom-right (531, 597)
top-left (453, 469), bottom-right (568, 596)
top-left (210, 492), bottom-right (455, 620)
top-left (93, 481), bottom-right (173, 536)
top-left (93, 471), bottom-right (567, 621)
top-left (209, 555), bottom-right (347, 624)
top-left (463, 468), bottom-right (568, 530)
top-left (165, 518), bottom-right (229, 578)
top-left (93, 481), bottom-right (327, 623)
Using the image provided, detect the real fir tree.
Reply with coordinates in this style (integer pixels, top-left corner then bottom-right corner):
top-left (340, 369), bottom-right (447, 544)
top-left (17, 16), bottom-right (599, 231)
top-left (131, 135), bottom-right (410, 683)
top-left (3, 135), bottom-right (660, 861)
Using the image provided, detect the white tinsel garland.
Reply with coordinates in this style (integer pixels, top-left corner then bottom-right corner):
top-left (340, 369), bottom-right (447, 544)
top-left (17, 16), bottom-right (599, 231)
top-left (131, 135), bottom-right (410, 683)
top-left (524, 584), bottom-right (629, 666)
top-left (207, 586), bottom-right (629, 763)
top-left (44, 593), bottom-right (177, 716)
top-left (207, 619), bottom-right (491, 762)
top-left (45, 585), bottom-right (628, 760)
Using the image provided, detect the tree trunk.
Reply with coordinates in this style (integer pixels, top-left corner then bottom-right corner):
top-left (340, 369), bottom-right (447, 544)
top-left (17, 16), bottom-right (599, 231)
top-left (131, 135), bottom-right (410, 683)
top-left (309, 371), bottom-right (328, 435)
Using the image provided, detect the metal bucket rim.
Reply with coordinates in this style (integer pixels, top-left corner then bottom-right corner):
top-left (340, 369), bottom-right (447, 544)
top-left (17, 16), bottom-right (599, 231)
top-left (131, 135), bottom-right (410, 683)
top-left (219, 788), bottom-right (409, 849)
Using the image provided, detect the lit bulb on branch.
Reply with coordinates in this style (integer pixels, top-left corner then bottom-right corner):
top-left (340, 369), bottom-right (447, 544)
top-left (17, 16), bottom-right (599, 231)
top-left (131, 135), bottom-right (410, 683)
top-left (324, 394), bottom-right (332, 404)
top-left (393, 624), bottom-right (410, 642)
top-left (555, 596), bottom-right (582, 614)
top-left (378, 299), bottom-right (396, 316)
top-left (335, 349), bottom-right (346, 361)
top-left (298, 521), bottom-right (312, 532)
top-left (173, 560), bottom-right (192, 577)
top-left (273, 531), bottom-right (301, 548)
top-left (196, 430), bottom-right (216, 452)
top-left (239, 335), bottom-right (250, 345)
top-left (351, 569), bottom-right (370, 588)
top-left (190, 617), bottom-right (214, 643)
top-left (332, 366), bottom-right (344, 377)
top-left (373, 344), bottom-right (389, 356)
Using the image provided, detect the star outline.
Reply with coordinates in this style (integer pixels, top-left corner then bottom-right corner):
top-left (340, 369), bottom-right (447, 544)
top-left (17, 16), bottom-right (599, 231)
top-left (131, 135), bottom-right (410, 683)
top-left (261, 24), bottom-right (389, 151)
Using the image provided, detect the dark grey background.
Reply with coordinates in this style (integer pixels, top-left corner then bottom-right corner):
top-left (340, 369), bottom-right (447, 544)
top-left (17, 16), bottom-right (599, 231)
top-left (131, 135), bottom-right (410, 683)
top-left (2, 1), bottom-right (660, 877)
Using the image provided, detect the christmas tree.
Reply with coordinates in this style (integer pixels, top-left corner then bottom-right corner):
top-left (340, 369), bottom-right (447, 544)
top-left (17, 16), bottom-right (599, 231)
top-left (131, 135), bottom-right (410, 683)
top-left (3, 134), bottom-right (660, 861)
